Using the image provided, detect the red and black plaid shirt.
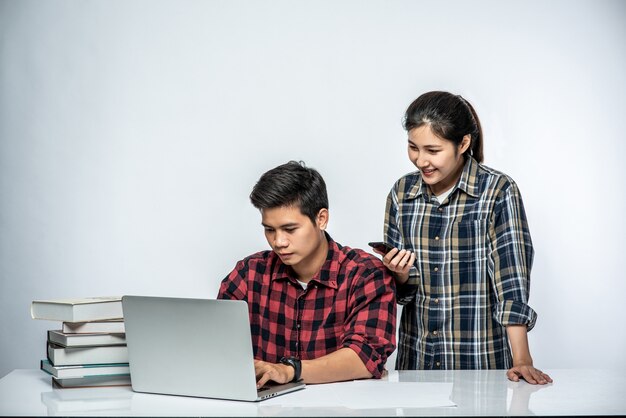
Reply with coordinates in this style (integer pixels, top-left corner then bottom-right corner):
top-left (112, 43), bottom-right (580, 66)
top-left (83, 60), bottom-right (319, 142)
top-left (217, 234), bottom-right (396, 378)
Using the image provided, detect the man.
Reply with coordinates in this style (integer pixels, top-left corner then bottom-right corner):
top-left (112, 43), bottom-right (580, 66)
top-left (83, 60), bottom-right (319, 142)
top-left (218, 161), bottom-right (396, 387)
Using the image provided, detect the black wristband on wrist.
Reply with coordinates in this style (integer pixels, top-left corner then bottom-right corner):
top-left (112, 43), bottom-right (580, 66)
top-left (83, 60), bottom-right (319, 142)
top-left (279, 356), bottom-right (302, 382)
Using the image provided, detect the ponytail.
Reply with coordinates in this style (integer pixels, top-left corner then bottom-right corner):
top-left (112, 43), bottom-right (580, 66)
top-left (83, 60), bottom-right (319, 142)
top-left (459, 96), bottom-right (484, 163)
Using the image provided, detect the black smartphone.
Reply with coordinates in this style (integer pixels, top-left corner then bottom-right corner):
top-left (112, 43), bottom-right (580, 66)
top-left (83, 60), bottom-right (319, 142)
top-left (368, 241), bottom-right (396, 255)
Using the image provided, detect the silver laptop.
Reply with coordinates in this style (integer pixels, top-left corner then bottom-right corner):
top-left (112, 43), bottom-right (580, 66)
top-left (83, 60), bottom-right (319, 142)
top-left (122, 296), bottom-right (305, 401)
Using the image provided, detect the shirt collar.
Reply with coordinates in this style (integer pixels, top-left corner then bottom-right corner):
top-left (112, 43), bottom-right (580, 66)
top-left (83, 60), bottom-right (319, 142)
top-left (457, 157), bottom-right (481, 198)
top-left (406, 157), bottom-right (481, 200)
top-left (271, 231), bottom-right (340, 289)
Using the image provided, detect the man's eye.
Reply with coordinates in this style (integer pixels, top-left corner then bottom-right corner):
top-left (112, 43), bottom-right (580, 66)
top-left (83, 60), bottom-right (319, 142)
top-left (284, 228), bottom-right (296, 233)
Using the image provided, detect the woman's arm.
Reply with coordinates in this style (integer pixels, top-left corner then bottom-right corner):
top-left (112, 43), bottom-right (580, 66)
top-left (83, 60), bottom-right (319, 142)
top-left (382, 187), bottom-right (419, 302)
top-left (489, 183), bottom-right (551, 384)
top-left (506, 325), bottom-right (552, 384)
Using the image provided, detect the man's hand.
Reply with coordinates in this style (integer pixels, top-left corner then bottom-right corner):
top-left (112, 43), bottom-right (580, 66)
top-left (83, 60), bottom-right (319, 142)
top-left (507, 364), bottom-right (552, 385)
top-left (254, 360), bottom-right (294, 389)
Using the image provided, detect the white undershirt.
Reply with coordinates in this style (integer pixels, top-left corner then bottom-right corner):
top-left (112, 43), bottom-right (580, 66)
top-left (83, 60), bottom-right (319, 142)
top-left (297, 279), bottom-right (308, 289)
top-left (435, 187), bottom-right (454, 204)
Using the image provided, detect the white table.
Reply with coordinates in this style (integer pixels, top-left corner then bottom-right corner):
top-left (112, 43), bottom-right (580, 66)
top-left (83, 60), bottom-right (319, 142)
top-left (1, 368), bottom-right (624, 416)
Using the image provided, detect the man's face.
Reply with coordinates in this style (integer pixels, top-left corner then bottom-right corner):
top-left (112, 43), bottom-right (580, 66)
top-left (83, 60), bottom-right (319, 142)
top-left (261, 205), bottom-right (326, 269)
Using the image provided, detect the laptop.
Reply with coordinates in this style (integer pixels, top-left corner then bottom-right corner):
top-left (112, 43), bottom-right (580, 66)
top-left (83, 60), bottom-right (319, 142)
top-left (122, 296), bottom-right (305, 401)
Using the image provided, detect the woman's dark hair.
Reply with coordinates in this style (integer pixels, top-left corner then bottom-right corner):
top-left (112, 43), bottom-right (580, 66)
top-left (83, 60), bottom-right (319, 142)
top-left (403, 91), bottom-right (484, 163)
top-left (250, 161), bottom-right (328, 225)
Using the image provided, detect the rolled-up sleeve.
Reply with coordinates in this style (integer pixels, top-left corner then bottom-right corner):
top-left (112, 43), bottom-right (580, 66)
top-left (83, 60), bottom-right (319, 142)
top-left (341, 265), bottom-right (396, 378)
top-left (489, 183), bottom-right (537, 331)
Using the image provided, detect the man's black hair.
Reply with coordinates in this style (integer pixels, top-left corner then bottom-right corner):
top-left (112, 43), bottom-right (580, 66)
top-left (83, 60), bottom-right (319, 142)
top-left (250, 161), bottom-right (328, 225)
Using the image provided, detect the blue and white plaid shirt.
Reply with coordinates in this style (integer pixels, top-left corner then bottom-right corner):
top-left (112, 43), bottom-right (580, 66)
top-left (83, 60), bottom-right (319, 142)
top-left (385, 157), bottom-right (537, 370)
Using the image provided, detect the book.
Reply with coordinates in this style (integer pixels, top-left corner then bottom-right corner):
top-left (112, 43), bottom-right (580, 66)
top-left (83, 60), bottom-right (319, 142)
top-left (47, 330), bottom-right (126, 347)
top-left (31, 297), bottom-right (123, 322)
top-left (40, 359), bottom-right (130, 379)
top-left (62, 319), bottom-right (125, 334)
top-left (51, 374), bottom-right (132, 388)
top-left (47, 343), bottom-right (129, 366)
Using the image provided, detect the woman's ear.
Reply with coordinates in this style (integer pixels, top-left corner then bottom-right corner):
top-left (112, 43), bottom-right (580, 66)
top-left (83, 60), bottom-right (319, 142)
top-left (459, 134), bottom-right (472, 154)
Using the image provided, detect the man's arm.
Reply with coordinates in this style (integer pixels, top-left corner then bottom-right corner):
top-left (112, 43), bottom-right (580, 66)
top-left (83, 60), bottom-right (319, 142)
top-left (254, 347), bottom-right (371, 387)
top-left (255, 259), bottom-right (395, 386)
top-left (217, 258), bottom-right (249, 300)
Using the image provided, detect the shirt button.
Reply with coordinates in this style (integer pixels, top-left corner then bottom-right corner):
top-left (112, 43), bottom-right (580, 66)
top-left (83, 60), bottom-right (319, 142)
top-left (433, 298), bottom-right (439, 304)
top-left (433, 330), bottom-right (438, 336)
top-left (438, 207), bottom-right (443, 212)
top-left (436, 361), bottom-right (441, 367)
top-left (434, 236), bottom-right (440, 241)
top-left (433, 267), bottom-right (439, 272)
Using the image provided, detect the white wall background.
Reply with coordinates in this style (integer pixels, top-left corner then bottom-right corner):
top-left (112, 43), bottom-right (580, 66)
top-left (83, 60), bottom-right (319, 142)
top-left (1, 0), bottom-right (625, 378)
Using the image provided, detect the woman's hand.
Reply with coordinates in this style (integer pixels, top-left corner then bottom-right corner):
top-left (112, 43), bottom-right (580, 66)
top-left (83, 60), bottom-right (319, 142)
top-left (506, 325), bottom-right (553, 385)
top-left (373, 247), bottom-right (415, 284)
top-left (507, 364), bottom-right (552, 385)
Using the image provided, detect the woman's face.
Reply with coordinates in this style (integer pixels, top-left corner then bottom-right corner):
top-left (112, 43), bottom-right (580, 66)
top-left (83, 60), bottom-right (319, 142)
top-left (407, 125), bottom-right (470, 196)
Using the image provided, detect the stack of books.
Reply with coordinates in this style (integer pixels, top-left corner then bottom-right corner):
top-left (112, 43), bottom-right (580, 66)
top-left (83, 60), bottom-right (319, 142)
top-left (31, 297), bottom-right (131, 388)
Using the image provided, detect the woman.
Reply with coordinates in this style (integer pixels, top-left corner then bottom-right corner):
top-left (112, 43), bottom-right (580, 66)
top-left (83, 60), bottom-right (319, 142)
top-left (378, 91), bottom-right (551, 384)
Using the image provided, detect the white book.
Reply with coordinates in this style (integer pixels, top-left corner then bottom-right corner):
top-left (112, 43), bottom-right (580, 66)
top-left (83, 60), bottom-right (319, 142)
top-left (47, 343), bottom-right (129, 366)
top-left (31, 297), bottom-right (123, 322)
top-left (48, 330), bottom-right (126, 347)
top-left (40, 359), bottom-right (130, 378)
top-left (62, 319), bottom-right (125, 334)
top-left (52, 374), bottom-right (132, 388)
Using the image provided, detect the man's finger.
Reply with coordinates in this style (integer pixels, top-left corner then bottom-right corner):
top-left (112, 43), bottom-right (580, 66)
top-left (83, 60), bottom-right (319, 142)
top-left (256, 371), bottom-right (271, 389)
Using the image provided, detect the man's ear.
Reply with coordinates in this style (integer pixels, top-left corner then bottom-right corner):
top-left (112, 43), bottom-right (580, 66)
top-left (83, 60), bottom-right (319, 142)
top-left (316, 208), bottom-right (329, 231)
